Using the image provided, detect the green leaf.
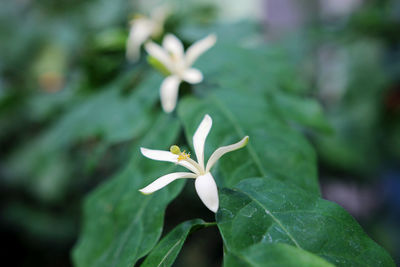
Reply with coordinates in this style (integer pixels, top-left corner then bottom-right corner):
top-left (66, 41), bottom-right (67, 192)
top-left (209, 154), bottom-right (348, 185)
top-left (224, 243), bottom-right (334, 267)
top-left (93, 28), bottom-right (127, 51)
top-left (73, 114), bottom-right (185, 267)
top-left (5, 71), bottom-right (162, 201)
top-left (194, 42), bottom-right (310, 95)
top-left (194, 42), bottom-right (330, 134)
top-left (180, 21), bottom-right (260, 45)
top-left (141, 219), bottom-right (207, 267)
top-left (270, 91), bottom-right (333, 134)
top-left (45, 71), bottom-right (161, 144)
top-left (178, 89), bottom-right (320, 194)
top-left (217, 177), bottom-right (395, 267)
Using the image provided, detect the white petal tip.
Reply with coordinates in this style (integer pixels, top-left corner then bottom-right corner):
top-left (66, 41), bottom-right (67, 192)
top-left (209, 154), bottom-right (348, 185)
top-left (203, 114), bottom-right (212, 123)
top-left (203, 34), bottom-right (217, 50)
top-left (182, 68), bottom-right (203, 84)
top-left (139, 189), bottom-right (153, 195)
top-left (209, 204), bottom-right (218, 213)
top-left (208, 33), bottom-right (217, 43)
top-left (160, 75), bottom-right (181, 114)
top-left (126, 51), bottom-right (140, 63)
top-left (243, 136), bottom-right (249, 146)
top-left (195, 173), bottom-right (219, 213)
top-left (162, 104), bottom-right (174, 113)
top-left (206, 202), bottom-right (219, 213)
top-left (165, 33), bottom-right (176, 39)
top-left (144, 42), bottom-right (162, 57)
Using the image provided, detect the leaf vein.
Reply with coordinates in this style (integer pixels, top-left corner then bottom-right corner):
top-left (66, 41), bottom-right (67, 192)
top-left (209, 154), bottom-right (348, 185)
top-left (211, 95), bottom-right (267, 177)
top-left (156, 238), bottom-right (183, 267)
top-left (238, 190), bottom-right (302, 249)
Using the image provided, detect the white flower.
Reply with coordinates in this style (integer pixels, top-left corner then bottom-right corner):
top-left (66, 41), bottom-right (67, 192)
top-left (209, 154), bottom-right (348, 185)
top-left (144, 34), bottom-right (217, 113)
top-left (139, 114), bottom-right (249, 213)
top-left (126, 6), bottom-right (169, 62)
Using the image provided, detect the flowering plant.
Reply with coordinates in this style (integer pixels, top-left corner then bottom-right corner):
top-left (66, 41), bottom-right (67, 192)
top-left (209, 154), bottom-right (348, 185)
top-left (145, 34), bottom-right (216, 112)
top-left (140, 114), bottom-right (248, 212)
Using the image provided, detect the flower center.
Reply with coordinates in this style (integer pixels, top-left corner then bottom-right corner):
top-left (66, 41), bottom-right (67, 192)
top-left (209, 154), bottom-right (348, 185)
top-left (168, 53), bottom-right (186, 75)
top-left (170, 145), bottom-right (191, 161)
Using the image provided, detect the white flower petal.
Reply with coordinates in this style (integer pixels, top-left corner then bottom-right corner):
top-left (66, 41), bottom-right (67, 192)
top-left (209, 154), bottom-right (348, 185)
top-left (193, 114), bottom-right (212, 171)
top-left (185, 34), bottom-right (217, 67)
top-left (126, 19), bottom-right (153, 62)
top-left (182, 68), bottom-right (203, 84)
top-left (126, 41), bottom-right (141, 62)
top-left (195, 173), bottom-right (219, 213)
top-left (141, 147), bottom-right (177, 162)
top-left (150, 6), bottom-right (169, 36)
top-left (140, 147), bottom-right (200, 174)
top-left (144, 41), bottom-right (174, 72)
top-left (163, 34), bottom-right (184, 60)
top-left (160, 75), bottom-right (181, 113)
top-left (206, 136), bottom-right (249, 172)
top-left (178, 161), bottom-right (201, 175)
top-left (139, 172), bottom-right (196, 194)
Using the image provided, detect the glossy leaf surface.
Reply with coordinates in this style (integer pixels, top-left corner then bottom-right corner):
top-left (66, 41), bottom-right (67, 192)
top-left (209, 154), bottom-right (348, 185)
top-left (217, 178), bottom-right (395, 267)
top-left (141, 219), bottom-right (207, 267)
top-left (178, 90), bottom-right (320, 194)
top-left (73, 115), bottom-right (185, 267)
top-left (223, 243), bottom-right (334, 267)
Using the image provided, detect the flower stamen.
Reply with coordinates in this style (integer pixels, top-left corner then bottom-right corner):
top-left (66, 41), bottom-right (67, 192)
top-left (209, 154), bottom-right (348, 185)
top-left (170, 145), bottom-right (191, 161)
top-left (140, 115), bottom-right (248, 213)
top-left (177, 151), bottom-right (190, 161)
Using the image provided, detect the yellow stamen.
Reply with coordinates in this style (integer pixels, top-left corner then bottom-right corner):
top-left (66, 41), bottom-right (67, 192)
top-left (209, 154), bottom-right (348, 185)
top-left (170, 145), bottom-right (191, 161)
top-left (177, 150), bottom-right (190, 161)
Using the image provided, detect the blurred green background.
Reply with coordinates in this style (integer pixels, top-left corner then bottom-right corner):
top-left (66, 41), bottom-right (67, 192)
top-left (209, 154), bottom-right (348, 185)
top-left (0, 0), bottom-right (399, 266)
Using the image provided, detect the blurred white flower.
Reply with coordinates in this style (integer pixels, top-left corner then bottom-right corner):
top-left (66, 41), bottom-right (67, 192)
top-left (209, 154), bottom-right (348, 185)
top-left (139, 114), bottom-right (248, 213)
top-left (126, 6), bottom-right (169, 62)
top-left (145, 34), bottom-right (216, 113)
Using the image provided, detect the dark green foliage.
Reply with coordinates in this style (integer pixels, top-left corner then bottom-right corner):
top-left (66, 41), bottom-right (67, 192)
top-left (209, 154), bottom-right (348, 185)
top-left (217, 178), bottom-right (395, 267)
